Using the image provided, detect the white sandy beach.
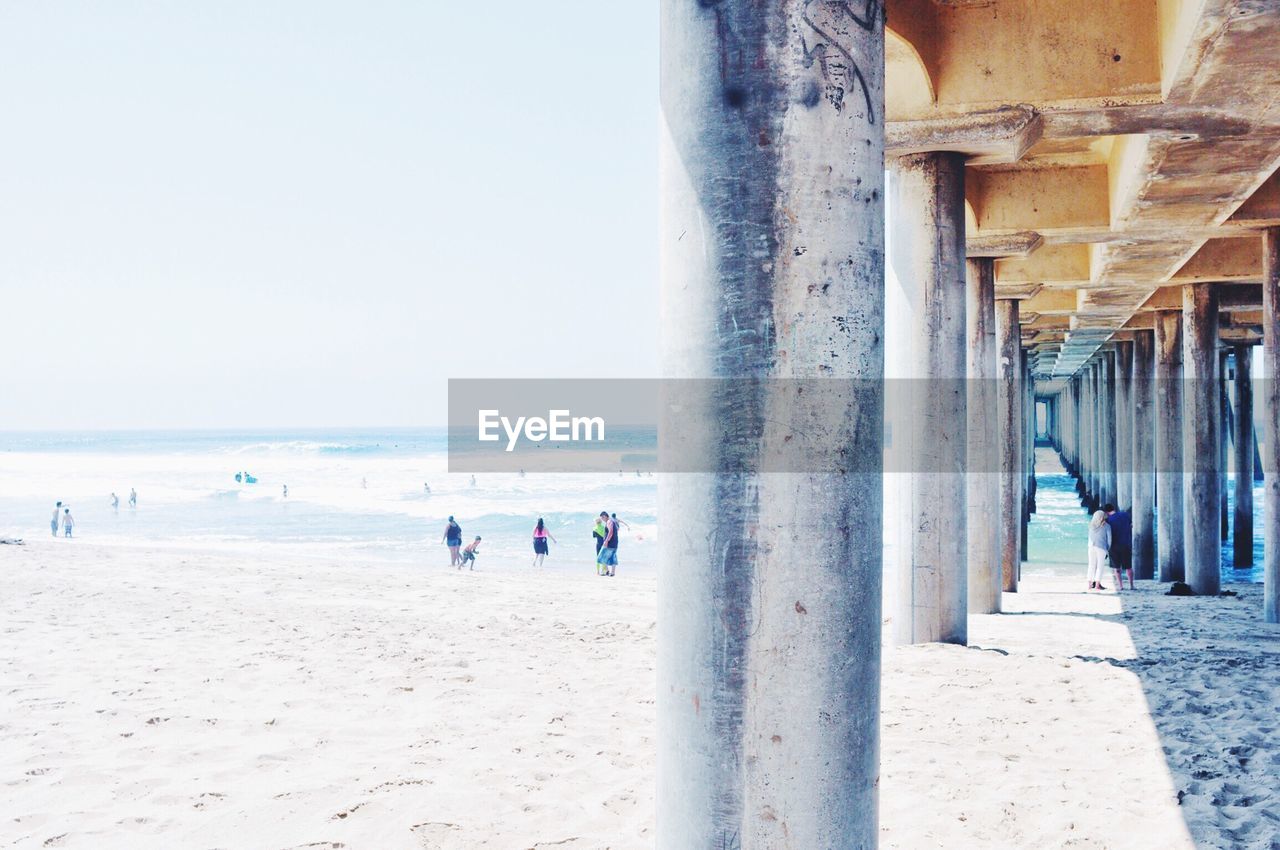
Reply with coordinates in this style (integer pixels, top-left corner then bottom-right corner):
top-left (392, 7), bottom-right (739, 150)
top-left (2, 542), bottom-right (1277, 849)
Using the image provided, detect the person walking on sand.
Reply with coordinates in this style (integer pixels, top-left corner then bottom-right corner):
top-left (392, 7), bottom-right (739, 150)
top-left (1104, 503), bottom-right (1135, 591)
top-left (532, 517), bottom-right (557, 568)
top-left (1087, 509), bottom-right (1111, 590)
top-left (597, 511), bottom-right (618, 577)
top-left (460, 536), bottom-right (481, 571)
top-left (609, 513), bottom-right (629, 574)
top-left (62, 508), bottom-right (74, 538)
top-left (129, 488), bottom-right (137, 509)
top-left (442, 516), bottom-right (463, 566)
top-left (593, 513), bottom-right (608, 574)
top-left (51, 502), bottom-right (62, 536)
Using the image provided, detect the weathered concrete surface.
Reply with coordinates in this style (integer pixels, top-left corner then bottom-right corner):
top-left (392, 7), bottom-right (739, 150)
top-left (1115, 341), bottom-right (1134, 510)
top-left (966, 257), bottom-right (1000, 614)
top-left (997, 298), bottom-right (1022, 594)
top-left (1264, 227), bottom-right (1280, 624)
top-left (1181, 284), bottom-right (1221, 597)
top-left (1232, 343), bottom-right (1255, 567)
top-left (1132, 330), bottom-right (1157, 580)
top-left (1099, 350), bottom-right (1118, 509)
top-left (890, 151), bottom-right (968, 646)
top-left (1155, 310), bottom-right (1186, 583)
top-left (658, 2), bottom-right (884, 845)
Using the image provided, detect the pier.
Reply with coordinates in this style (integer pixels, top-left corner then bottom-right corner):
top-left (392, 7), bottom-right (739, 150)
top-left (659, 2), bottom-right (1280, 845)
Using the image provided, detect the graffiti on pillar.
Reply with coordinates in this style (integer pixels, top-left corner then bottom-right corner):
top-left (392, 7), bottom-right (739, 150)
top-left (800, 1), bottom-right (880, 123)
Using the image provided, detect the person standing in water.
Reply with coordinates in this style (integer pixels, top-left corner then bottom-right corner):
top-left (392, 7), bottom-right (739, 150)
top-left (62, 508), bottom-right (74, 538)
top-left (1087, 510), bottom-right (1111, 591)
top-left (129, 488), bottom-right (137, 508)
top-left (442, 515), bottom-right (463, 566)
top-left (51, 502), bottom-right (62, 536)
top-left (532, 518), bottom-right (557, 568)
top-left (282, 484), bottom-right (289, 499)
top-left (110, 492), bottom-right (119, 511)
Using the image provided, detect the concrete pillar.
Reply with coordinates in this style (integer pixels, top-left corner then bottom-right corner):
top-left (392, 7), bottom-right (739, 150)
top-left (1220, 350), bottom-right (1231, 542)
top-left (966, 257), bottom-right (1000, 614)
top-left (889, 151), bottom-right (968, 646)
top-left (1021, 352), bottom-right (1031, 564)
top-left (658, 4), bottom-right (884, 844)
top-left (1115, 341), bottom-right (1134, 510)
top-left (1132, 330), bottom-right (1157, 580)
top-left (1263, 227), bottom-right (1280, 623)
top-left (1100, 350), bottom-right (1117, 509)
top-left (1182, 283), bottom-right (1221, 596)
top-left (1233, 344), bottom-right (1255, 568)
top-left (1155, 310), bottom-right (1185, 582)
top-left (997, 299), bottom-right (1022, 593)
top-left (1091, 361), bottom-right (1104, 509)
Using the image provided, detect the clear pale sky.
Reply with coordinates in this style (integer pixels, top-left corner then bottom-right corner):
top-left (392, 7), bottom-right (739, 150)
top-left (0, 2), bottom-right (658, 429)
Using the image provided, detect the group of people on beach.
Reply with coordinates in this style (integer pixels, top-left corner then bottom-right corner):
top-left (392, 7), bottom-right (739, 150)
top-left (49, 489), bottom-right (137, 538)
top-left (440, 511), bottom-right (629, 576)
top-left (1086, 503), bottom-right (1133, 591)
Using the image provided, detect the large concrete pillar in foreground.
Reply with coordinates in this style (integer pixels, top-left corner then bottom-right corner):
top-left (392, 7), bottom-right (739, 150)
top-left (1263, 227), bottom-right (1280, 623)
top-left (1132, 330), bottom-right (1157, 580)
top-left (890, 151), bottom-right (968, 645)
top-left (1155, 310), bottom-right (1185, 582)
top-left (967, 257), bottom-right (1000, 614)
top-left (997, 299), bottom-right (1022, 593)
top-left (658, 5), bottom-right (884, 844)
top-left (1115, 340), bottom-right (1134, 510)
top-left (1183, 283), bottom-right (1221, 596)
top-left (1233, 344), bottom-right (1255, 568)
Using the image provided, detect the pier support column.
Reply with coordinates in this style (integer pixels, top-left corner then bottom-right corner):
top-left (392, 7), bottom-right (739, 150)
top-left (1115, 341), bottom-right (1134, 510)
top-left (658, 4), bottom-right (884, 844)
top-left (1091, 361), bottom-right (1104, 509)
top-left (1233, 344), bottom-right (1255, 568)
top-left (1132, 330), bottom-right (1157, 580)
top-left (1155, 310), bottom-right (1185, 582)
top-left (1221, 351), bottom-right (1231, 542)
top-left (1100, 351), bottom-right (1117, 509)
top-left (997, 299), bottom-right (1022, 593)
top-left (889, 150), bottom-right (968, 645)
top-left (1263, 227), bottom-right (1279, 623)
top-left (1183, 283), bottom-right (1221, 596)
top-left (967, 257), bottom-right (1000, 614)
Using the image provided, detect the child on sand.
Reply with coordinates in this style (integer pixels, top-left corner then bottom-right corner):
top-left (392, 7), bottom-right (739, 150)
top-left (62, 508), bottom-right (74, 538)
top-left (460, 536), bottom-right (481, 571)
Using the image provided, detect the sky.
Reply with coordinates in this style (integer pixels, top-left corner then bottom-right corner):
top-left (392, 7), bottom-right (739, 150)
top-left (0, 2), bottom-right (659, 429)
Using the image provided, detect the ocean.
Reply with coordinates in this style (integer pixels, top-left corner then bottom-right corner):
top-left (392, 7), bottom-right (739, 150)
top-left (0, 429), bottom-right (658, 571)
top-left (2, 431), bottom-right (1265, 584)
top-left (1026, 449), bottom-right (1265, 584)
